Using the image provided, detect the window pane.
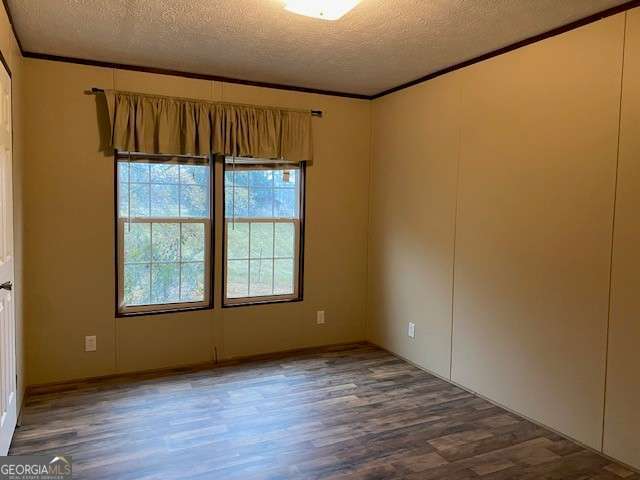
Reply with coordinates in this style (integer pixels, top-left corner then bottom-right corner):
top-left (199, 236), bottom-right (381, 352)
top-left (274, 189), bottom-right (297, 218)
top-left (124, 264), bottom-right (150, 306)
top-left (181, 223), bottom-right (205, 261)
top-left (181, 185), bottom-right (209, 217)
top-left (227, 222), bottom-right (249, 259)
top-left (249, 170), bottom-right (273, 187)
top-left (150, 164), bottom-right (180, 184)
top-left (250, 259), bottom-right (273, 296)
top-left (151, 263), bottom-right (180, 304)
top-left (249, 188), bottom-right (274, 217)
top-left (181, 165), bottom-right (209, 185)
top-left (124, 223), bottom-right (151, 263)
top-left (119, 184), bottom-right (129, 217)
top-left (130, 184), bottom-right (150, 217)
top-left (151, 184), bottom-right (179, 217)
top-left (224, 170), bottom-right (248, 187)
top-left (227, 260), bottom-right (249, 298)
top-left (250, 222), bottom-right (274, 259)
top-left (118, 164), bottom-right (128, 183)
top-left (181, 262), bottom-right (205, 302)
top-left (274, 258), bottom-right (294, 295)
top-left (274, 223), bottom-right (295, 258)
top-left (152, 223), bottom-right (180, 262)
top-left (129, 162), bottom-right (149, 183)
top-left (225, 187), bottom-right (249, 217)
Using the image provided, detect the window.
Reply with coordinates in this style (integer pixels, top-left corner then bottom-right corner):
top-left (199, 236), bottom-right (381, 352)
top-left (223, 158), bottom-right (304, 306)
top-left (116, 152), bottom-right (212, 315)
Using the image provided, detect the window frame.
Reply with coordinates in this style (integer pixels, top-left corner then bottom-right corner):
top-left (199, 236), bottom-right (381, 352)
top-left (221, 160), bottom-right (306, 308)
top-left (114, 151), bottom-right (215, 317)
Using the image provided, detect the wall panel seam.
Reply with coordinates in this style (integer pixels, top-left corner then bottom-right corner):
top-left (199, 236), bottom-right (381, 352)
top-left (449, 78), bottom-right (463, 381)
top-left (601, 10), bottom-right (628, 453)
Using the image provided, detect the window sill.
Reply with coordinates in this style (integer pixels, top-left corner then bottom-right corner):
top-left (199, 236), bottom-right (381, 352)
top-left (222, 296), bottom-right (303, 309)
top-left (116, 304), bottom-right (213, 318)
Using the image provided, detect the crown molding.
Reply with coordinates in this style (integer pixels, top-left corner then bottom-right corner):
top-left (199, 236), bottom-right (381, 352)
top-left (4, 0), bottom-right (640, 100)
top-left (21, 51), bottom-right (371, 100)
top-left (371, 0), bottom-right (640, 99)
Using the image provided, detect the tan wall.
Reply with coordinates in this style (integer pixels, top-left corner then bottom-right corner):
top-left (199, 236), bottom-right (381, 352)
top-left (368, 73), bottom-right (461, 379)
top-left (22, 60), bottom-right (370, 385)
top-left (369, 10), bottom-right (640, 467)
top-left (451, 14), bottom-right (622, 450)
top-left (604, 8), bottom-right (640, 470)
top-left (0, 6), bottom-right (24, 413)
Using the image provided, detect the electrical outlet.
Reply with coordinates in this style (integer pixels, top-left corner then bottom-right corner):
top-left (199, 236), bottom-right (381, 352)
top-left (317, 310), bottom-right (325, 325)
top-left (408, 322), bottom-right (415, 339)
top-left (85, 335), bottom-right (97, 352)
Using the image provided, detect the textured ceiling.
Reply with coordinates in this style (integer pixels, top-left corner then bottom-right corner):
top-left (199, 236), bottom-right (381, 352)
top-left (8, 0), bottom-right (630, 96)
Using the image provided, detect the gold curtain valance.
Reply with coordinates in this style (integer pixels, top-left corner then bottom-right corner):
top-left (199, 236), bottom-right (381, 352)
top-left (104, 90), bottom-right (313, 162)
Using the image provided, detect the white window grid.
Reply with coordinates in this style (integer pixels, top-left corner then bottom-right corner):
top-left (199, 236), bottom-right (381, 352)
top-left (119, 163), bottom-right (210, 218)
top-left (224, 164), bottom-right (302, 305)
top-left (117, 158), bottom-right (211, 315)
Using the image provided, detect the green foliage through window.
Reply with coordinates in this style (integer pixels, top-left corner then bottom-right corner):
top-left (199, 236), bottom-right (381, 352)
top-left (118, 158), bottom-right (210, 312)
top-left (224, 162), bottom-right (302, 303)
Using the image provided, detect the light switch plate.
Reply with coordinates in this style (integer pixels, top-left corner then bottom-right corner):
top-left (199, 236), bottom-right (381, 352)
top-left (408, 322), bottom-right (415, 339)
top-left (317, 311), bottom-right (325, 325)
top-left (85, 335), bottom-right (97, 352)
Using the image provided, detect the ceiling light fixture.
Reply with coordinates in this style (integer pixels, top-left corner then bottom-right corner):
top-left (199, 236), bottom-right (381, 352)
top-left (283, 0), bottom-right (360, 20)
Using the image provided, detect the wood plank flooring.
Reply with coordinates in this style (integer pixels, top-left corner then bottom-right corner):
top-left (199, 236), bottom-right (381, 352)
top-left (10, 344), bottom-right (638, 479)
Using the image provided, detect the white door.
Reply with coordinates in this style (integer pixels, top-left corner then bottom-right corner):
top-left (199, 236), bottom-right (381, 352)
top-left (0, 61), bottom-right (16, 455)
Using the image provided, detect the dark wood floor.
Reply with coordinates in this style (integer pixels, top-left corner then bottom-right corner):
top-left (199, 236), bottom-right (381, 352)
top-left (11, 344), bottom-right (638, 480)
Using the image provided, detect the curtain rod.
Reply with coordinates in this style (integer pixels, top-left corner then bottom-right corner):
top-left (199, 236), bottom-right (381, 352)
top-left (89, 88), bottom-right (323, 117)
